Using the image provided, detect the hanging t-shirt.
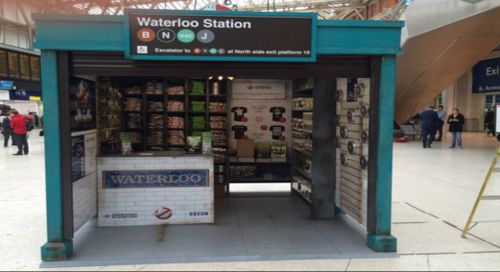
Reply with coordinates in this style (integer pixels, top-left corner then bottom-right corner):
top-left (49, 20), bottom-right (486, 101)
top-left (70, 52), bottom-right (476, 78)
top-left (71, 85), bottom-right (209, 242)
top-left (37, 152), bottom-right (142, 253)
top-left (270, 107), bottom-right (286, 122)
top-left (269, 125), bottom-right (285, 140)
top-left (232, 125), bottom-right (248, 139)
top-left (231, 107), bottom-right (248, 122)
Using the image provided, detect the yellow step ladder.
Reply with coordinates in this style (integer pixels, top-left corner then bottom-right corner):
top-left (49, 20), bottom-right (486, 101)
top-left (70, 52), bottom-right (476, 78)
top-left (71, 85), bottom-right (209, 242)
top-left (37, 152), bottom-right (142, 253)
top-left (462, 146), bottom-right (500, 238)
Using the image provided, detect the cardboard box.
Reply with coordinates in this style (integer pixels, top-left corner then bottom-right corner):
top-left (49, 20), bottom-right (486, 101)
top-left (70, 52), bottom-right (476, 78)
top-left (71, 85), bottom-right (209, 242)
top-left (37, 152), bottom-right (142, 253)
top-left (214, 184), bottom-right (226, 197)
top-left (237, 139), bottom-right (255, 158)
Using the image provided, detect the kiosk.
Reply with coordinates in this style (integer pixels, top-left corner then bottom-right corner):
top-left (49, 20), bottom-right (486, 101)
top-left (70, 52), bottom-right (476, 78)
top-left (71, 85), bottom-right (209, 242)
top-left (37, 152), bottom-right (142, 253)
top-left (34, 10), bottom-right (403, 261)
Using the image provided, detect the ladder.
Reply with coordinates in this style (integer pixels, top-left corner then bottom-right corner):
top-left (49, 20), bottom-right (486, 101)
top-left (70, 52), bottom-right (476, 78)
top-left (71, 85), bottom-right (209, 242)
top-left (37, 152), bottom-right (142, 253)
top-left (462, 146), bottom-right (500, 238)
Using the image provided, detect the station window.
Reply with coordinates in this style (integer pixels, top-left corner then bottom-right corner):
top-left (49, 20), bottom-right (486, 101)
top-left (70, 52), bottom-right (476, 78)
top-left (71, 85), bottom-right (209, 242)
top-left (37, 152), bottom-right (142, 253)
top-left (19, 54), bottom-right (31, 80)
top-left (7, 51), bottom-right (19, 78)
top-left (30, 56), bottom-right (40, 81)
top-left (0, 50), bottom-right (7, 77)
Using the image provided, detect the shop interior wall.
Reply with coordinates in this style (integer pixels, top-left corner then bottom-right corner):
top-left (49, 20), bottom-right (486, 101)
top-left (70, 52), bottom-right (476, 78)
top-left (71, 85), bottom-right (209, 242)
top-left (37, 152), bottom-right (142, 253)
top-left (69, 74), bottom-right (98, 232)
top-left (228, 79), bottom-right (292, 152)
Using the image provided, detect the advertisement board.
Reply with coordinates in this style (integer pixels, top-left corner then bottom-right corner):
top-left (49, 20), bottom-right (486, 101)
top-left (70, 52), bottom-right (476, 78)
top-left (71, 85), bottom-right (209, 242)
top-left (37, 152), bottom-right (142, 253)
top-left (126, 10), bottom-right (316, 62)
top-left (69, 76), bottom-right (96, 132)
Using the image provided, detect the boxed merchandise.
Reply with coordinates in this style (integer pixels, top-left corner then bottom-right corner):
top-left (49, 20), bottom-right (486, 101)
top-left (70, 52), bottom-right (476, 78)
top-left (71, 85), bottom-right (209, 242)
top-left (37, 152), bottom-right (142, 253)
top-left (212, 147), bottom-right (227, 160)
top-left (255, 141), bottom-right (272, 160)
top-left (167, 100), bottom-right (185, 112)
top-left (124, 86), bottom-right (142, 95)
top-left (167, 117), bottom-right (184, 129)
top-left (191, 116), bottom-right (206, 130)
top-left (126, 113), bottom-right (142, 129)
top-left (211, 130), bottom-right (227, 146)
top-left (147, 131), bottom-right (164, 147)
top-left (145, 81), bottom-right (163, 95)
top-left (271, 142), bottom-right (287, 161)
top-left (237, 139), bottom-right (255, 159)
top-left (148, 101), bottom-right (163, 112)
top-left (166, 86), bottom-right (184, 95)
top-left (123, 98), bottom-right (142, 112)
top-left (190, 101), bottom-right (206, 112)
top-left (190, 80), bottom-right (205, 95)
top-left (167, 130), bottom-right (185, 146)
top-left (210, 116), bottom-right (226, 129)
top-left (209, 102), bottom-right (227, 112)
top-left (148, 114), bottom-right (163, 129)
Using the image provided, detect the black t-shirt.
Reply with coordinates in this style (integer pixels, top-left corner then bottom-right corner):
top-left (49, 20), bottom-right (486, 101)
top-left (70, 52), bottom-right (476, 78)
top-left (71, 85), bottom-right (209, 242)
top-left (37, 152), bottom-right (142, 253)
top-left (232, 125), bottom-right (248, 139)
top-left (270, 107), bottom-right (286, 122)
top-left (231, 107), bottom-right (248, 122)
top-left (269, 125), bottom-right (285, 140)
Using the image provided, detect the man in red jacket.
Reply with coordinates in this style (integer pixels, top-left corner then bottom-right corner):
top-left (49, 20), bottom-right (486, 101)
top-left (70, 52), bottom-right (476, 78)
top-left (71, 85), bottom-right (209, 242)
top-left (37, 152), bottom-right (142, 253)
top-left (9, 110), bottom-right (32, 155)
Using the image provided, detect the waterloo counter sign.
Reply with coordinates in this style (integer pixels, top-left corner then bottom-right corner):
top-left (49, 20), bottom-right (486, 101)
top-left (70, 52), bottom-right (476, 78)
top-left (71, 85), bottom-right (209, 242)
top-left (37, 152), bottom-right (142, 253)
top-left (103, 169), bottom-right (209, 188)
top-left (125, 10), bottom-right (316, 62)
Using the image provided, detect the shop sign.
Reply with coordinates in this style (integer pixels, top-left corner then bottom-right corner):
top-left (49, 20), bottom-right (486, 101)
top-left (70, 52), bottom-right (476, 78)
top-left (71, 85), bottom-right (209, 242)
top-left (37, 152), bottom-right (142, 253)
top-left (472, 57), bottom-right (500, 93)
top-left (0, 80), bottom-right (14, 90)
top-left (232, 81), bottom-right (286, 99)
top-left (125, 10), bottom-right (316, 62)
top-left (103, 169), bottom-right (209, 188)
top-left (9, 89), bottom-right (29, 100)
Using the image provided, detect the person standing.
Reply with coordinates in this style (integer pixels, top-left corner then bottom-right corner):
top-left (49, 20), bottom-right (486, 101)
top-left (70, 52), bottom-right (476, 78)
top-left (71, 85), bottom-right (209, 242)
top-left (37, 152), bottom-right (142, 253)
top-left (9, 110), bottom-right (33, 155)
top-left (420, 106), bottom-right (439, 148)
top-left (485, 107), bottom-right (496, 137)
top-left (447, 108), bottom-right (465, 149)
top-left (435, 105), bottom-right (446, 141)
top-left (1, 115), bottom-right (13, 147)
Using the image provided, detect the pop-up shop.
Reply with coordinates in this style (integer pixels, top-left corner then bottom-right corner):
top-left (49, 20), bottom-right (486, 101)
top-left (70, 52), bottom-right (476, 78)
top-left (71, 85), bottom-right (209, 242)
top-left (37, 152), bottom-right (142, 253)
top-left (34, 10), bottom-right (403, 261)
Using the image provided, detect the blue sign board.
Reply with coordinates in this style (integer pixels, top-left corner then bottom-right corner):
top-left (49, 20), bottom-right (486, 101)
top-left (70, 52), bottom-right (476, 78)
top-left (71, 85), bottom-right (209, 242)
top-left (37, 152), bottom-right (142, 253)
top-left (0, 80), bottom-right (14, 90)
top-left (103, 169), bottom-right (209, 188)
top-left (472, 57), bottom-right (500, 93)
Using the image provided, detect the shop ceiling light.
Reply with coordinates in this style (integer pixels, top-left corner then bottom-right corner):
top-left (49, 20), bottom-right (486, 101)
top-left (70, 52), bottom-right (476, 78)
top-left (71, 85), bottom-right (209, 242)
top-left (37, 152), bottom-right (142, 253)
top-left (461, 0), bottom-right (483, 3)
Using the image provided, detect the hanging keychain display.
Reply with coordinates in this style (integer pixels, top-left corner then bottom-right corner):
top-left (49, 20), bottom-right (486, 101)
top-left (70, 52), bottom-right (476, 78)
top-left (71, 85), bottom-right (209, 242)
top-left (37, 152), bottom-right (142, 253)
top-left (360, 104), bottom-right (370, 117)
top-left (347, 141), bottom-right (358, 154)
top-left (340, 126), bottom-right (348, 138)
top-left (361, 130), bottom-right (368, 143)
top-left (340, 153), bottom-right (348, 166)
top-left (360, 155), bottom-right (367, 170)
top-left (336, 89), bottom-right (343, 102)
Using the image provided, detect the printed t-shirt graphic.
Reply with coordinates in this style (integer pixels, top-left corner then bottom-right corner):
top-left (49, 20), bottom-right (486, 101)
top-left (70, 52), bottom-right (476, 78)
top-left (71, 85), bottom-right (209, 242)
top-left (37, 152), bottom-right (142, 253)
top-left (231, 107), bottom-right (248, 122)
top-left (232, 125), bottom-right (248, 139)
top-left (270, 125), bottom-right (285, 140)
top-left (270, 107), bottom-right (286, 122)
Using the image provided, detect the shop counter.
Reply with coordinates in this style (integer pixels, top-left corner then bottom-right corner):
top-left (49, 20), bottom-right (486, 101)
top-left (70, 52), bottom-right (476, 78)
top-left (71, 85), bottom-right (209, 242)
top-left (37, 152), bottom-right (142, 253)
top-left (97, 152), bottom-right (214, 226)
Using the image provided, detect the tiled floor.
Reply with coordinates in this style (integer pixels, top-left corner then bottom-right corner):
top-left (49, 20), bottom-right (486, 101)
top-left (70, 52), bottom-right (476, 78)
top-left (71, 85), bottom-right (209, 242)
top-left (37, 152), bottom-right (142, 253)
top-left (2, 130), bottom-right (500, 271)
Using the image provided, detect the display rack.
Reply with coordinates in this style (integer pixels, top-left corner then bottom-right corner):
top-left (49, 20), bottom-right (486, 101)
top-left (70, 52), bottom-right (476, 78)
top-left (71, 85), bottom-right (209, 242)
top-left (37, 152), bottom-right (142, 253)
top-left (291, 78), bottom-right (314, 204)
top-left (115, 77), bottom-right (229, 156)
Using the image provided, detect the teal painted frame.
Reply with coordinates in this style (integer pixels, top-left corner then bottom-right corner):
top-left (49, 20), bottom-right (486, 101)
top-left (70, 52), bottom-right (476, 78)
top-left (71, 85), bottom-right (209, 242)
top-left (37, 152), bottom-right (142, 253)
top-left (122, 9), bottom-right (318, 62)
top-left (367, 55), bottom-right (397, 252)
top-left (40, 50), bottom-right (73, 261)
top-left (33, 12), bottom-right (403, 260)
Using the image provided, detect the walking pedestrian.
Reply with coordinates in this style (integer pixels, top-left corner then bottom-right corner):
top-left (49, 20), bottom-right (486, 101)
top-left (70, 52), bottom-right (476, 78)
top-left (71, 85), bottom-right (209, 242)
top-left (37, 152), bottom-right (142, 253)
top-left (435, 105), bottom-right (446, 141)
top-left (447, 108), bottom-right (465, 149)
top-left (420, 105), bottom-right (439, 148)
top-left (1, 114), bottom-right (13, 147)
top-left (9, 110), bottom-right (33, 155)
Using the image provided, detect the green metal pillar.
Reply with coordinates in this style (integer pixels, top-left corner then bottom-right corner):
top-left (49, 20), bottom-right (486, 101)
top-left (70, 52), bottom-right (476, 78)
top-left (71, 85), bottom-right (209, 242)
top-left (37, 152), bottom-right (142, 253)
top-left (367, 55), bottom-right (397, 252)
top-left (40, 50), bottom-right (73, 261)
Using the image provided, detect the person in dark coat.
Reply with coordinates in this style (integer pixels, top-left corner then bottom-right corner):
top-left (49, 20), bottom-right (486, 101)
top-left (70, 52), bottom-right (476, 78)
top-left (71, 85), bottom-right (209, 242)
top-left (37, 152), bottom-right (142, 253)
top-left (485, 107), bottom-right (496, 137)
top-left (420, 106), bottom-right (440, 148)
top-left (1, 115), bottom-right (13, 147)
top-left (448, 108), bottom-right (465, 148)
